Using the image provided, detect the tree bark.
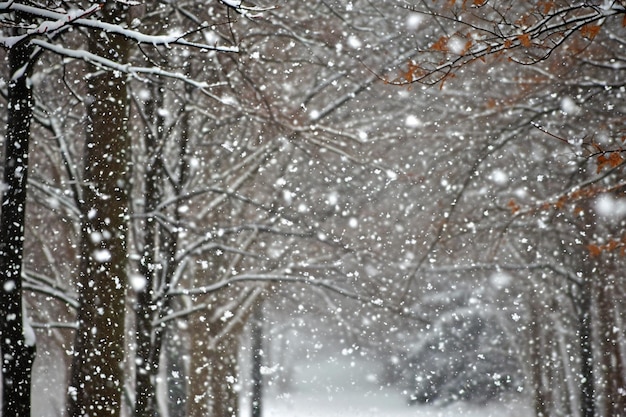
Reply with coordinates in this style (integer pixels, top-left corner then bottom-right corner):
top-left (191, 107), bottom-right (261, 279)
top-left (165, 316), bottom-right (187, 417)
top-left (597, 272), bottom-right (624, 417)
top-left (134, 81), bottom-right (165, 417)
top-left (0, 38), bottom-right (37, 417)
top-left (251, 300), bottom-right (264, 417)
top-left (187, 289), bottom-right (258, 417)
top-left (186, 304), bottom-right (243, 417)
top-left (67, 4), bottom-right (131, 417)
top-left (578, 274), bottom-right (595, 417)
top-left (134, 76), bottom-right (191, 417)
top-left (187, 312), bottom-right (211, 417)
top-left (207, 332), bottom-right (241, 417)
top-left (528, 305), bottom-right (548, 417)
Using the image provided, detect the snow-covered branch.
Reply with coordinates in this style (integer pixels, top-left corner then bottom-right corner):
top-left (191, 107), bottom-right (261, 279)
top-left (152, 274), bottom-right (359, 326)
top-left (0, 3), bottom-right (101, 48)
top-left (29, 39), bottom-right (217, 88)
top-left (218, 0), bottom-right (276, 19)
top-left (22, 270), bottom-right (79, 309)
top-left (0, 1), bottom-right (238, 52)
top-left (171, 273), bottom-right (358, 299)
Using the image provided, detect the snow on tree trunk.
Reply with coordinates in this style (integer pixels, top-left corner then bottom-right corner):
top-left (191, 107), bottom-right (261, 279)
top-left (595, 264), bottom-right (626, 416)
top-left (67, 3), bottom-right (131, 417)
top-left (528, 303), bottom-right (549, 417)
top-left (208, 332), bottom-right (241, 417)
top-left (187, 285), bottom-right (258, 417)
top-left (133, 80), bottom-right (166, 417)
top-left (250, 299), bottom-right (264, 417)
top-left (187, 311), bottom-right (211, 417)
top-left (164, 315), bottom-right (187, 417)
top-left (0, 37), bottom-right (36, 417)
top-left (187, 308), bottom-right (243, 417)
top-left (578, 265), bottom-right (595, 417)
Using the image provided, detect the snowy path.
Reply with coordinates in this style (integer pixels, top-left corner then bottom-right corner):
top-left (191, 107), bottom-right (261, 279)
top-left (241, 357), bottom-right (533, 417)
top-left (259, 389), bottom-right (531, 417)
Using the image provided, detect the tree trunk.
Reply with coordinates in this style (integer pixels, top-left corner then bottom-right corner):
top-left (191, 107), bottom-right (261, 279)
top-left (187, 311), bottom-right (211, 417)
top-left (612, 327), bottom-right (626, 415)
top-left (0, 39), bottom-right (37, 417)
top-left (251, 300), bottom-right (264, 417)
top-left (67, 4), bottom-right (131, 417)
top-left (134, 76), bottom-right (190, 417)
top-left (578, 274), bottom-right (595, 417)
top-left (187, 289), bottom-right (259, 417)
top-left (597, 272), bottom-right (624, 417)
top-left (165, 316), bottom-right (188, 417)
top-left (187, 307), bottom-right (243, 417)
top-left (134, 81), bottom-right (166, 417)
top-left (528, 306), bottom-right (549, 417)
top-left (207, 332), bottom-right (241, 417)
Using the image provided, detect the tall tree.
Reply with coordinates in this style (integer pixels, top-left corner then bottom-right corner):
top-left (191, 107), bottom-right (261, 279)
top-left (0, 31), bottom-right (37, 417)
top-left (1, 1), bottom-right (241, 415)
top-left (67, 3), bottom-right (131, 416)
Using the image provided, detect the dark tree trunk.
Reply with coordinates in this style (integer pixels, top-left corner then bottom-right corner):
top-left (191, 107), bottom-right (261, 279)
top-left (528, 306), bottom-right (548, 417)
top-left (134, 82), bottom-right (165, 417)
top-left (187, 288), bottom-right (258, 417)
top-left (134, 76), bottom-right (190, 417)
top-left (596, 272), bottom-right (624, 417)
top-left (67, 4), bottom-right (130, 417)
top-left (251, 301), bottom-right (264, 417)
top-left (208, 332), bottom-right (241, 417)
top-left (187, 302), bottom-right (243, 417)
top-left (578, 274), bottom-right (595, 417)
top-left (165, 316), bottom-right (187, 417)
top-left (0, 39), bottom-right (36, 417)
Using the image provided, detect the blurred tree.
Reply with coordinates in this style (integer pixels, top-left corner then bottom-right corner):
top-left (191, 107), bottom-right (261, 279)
top-left (405, 289), bottom-right (523, 405)
top-left (384, 2), bottom-right (626, 416)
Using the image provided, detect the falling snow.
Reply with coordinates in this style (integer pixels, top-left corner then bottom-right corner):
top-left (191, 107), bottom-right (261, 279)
top-left (1, 2), bottom-right (624, 417)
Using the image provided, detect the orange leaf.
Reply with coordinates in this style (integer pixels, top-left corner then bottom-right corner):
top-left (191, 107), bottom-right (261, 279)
top-left (588, 244), bottom-right (602, 257)
top-left (431, 36), bottom-right (449, 52)
top-left (517, 33), bottom-right (532, 47)
top-left (581, 24), bottom-right (601, 40)
top-left (508, 199), bottom-right (520, 214)
top-left (473, 0), bottom-right (486, 6)
top-left (608, 151), bottom-right (624, 168)
top-left (597, 154), bottom-right (608, 173)
top-left (597, 151), bottom-right (624, 172)
top-left (503, 39), bottom-right (513, 49)
top-left (402, 60), bottom-right (424, 83)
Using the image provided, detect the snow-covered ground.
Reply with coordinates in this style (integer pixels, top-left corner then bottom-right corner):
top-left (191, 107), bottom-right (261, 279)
top-left (259, 388), bottom-right (531, 417)
top-left (241, 357), bottom-right (533, 417)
